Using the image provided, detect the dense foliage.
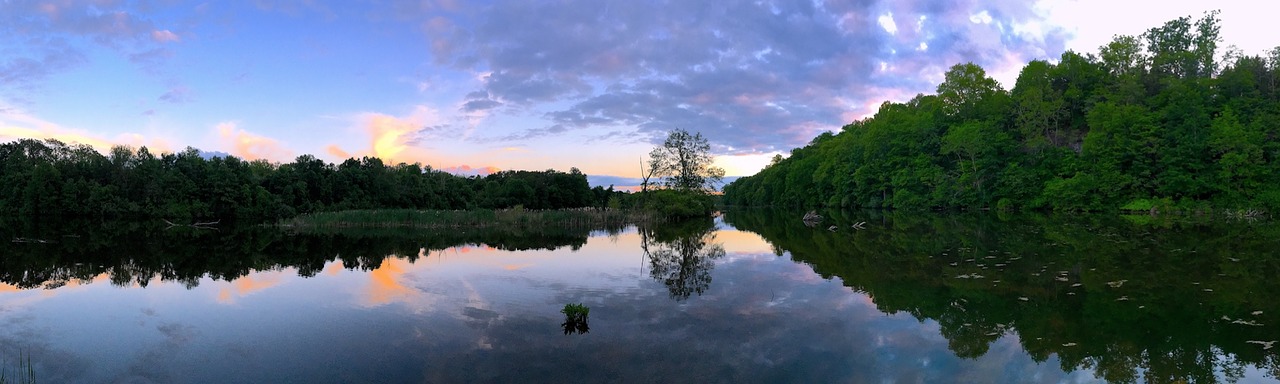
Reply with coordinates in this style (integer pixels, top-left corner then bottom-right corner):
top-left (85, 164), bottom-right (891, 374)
top-left (725, 12), bottom-right (1280, 212)
top-left (0, 139), bottom-right (607, 221)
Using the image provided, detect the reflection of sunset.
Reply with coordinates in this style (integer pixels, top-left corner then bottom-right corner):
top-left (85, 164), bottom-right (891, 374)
top-left (717, 229), bottom-right (775, 254)
top-left (502, 263), bottom-right (533, 271)
top-left (366, 258), bottom-right (417, 306)
top-left (454, 245), bottom-right (496, 254)
top-left (0, 282), bottom-right (23, 293)
top-left (324, 260), bottom-right (347, 276)
top-left (216, 272), bottom-right (286, 304)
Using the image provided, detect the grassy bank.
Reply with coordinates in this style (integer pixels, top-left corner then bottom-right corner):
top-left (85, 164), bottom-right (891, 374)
top-left (277, 207), bottom-right (660, 230)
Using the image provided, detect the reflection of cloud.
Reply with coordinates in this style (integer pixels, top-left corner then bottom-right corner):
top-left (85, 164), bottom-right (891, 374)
top-left (390, 247), bottom-right (1096, 382)
top-left (215, 272), bottom-right (287, 304)
top-left (215, 122), bottom-right (294, 162)
top-left (156, 322), bottom-right (197, 344)
top-left (0, 283), bottom-right (22, 293)
top-left (717, 230), bottom-right (775, 255)
top-left (365, 258), bottom-right (417, 306)
top-left (324, 260), bottom-right (346, 276)
top-left (501, 263), bottom-right (533, 271)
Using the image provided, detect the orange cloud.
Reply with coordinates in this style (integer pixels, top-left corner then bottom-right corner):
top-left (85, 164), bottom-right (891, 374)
top-left (215, 122), bottom-right (294, 162)
top-left (326, 144), bottom-right (351, 160)
top-left (327, 106), bottom-right (502, 175)
top-left (326, 107), bottom-right (438, 165)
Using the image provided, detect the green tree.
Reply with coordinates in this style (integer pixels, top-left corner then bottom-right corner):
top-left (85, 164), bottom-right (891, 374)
top-left (647, 128), bottom-right (726, 193)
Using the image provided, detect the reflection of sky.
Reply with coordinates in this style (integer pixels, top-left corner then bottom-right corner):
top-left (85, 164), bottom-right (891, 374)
top-left (0, 227), bottom-right (1273, 383)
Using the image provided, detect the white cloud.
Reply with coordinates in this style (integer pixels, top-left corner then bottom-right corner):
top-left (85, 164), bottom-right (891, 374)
top-left (878, 13), bottom-right (898, 35)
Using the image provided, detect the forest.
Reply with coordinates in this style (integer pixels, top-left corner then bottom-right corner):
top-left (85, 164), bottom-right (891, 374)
top-left (0, 138), bottom-right (619, 221)
top-left (724, 12), bottom-right (1280, 212)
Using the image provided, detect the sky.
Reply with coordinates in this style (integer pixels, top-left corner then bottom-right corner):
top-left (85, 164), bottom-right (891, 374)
top-left (1, 0), bottom-right (1276, 188)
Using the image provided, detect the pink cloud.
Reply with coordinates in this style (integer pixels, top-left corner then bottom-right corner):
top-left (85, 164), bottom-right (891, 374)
top-left (151, 29), bottom-right (180, 43)
top-left (437, 164), bottom-right (499, 176)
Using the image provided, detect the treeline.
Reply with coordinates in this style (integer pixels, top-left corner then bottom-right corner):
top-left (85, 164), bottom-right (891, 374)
top-left (0, 139), bottom-right (622, 221)
top-left (725, 12), bottom-right (1280, 212)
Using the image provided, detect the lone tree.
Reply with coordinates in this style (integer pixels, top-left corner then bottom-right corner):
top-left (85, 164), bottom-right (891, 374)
top-left (645, 128), bottom-right (725, 193)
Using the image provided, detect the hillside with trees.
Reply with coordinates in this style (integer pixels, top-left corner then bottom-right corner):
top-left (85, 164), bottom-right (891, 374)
top-left (724, 12), bottom-right (1280, 212)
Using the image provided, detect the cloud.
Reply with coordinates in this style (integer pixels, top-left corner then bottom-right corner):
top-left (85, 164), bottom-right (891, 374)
top-left (215, 122), bottom-right (294, 161)
top-left (459, 90), bottom-right (502, 112)
top-left (158, 86), bottom-right (193, 103)
top-left (0, 106), bottom-right (170, 152)
top-left (0, 1), bottom-right (180, 100)
top-left (151, 30), bottom-right (181, 43)
top-left (438, 164), bottom-right (499, 176)
top-left (0, 39), bottom-right (88, 93)
top-left (324, 106), bottom-right (509, 174)
top-left (429, 0), bottom-right (1067, 155)
top-left (365, 108), bottom-right (438, 162)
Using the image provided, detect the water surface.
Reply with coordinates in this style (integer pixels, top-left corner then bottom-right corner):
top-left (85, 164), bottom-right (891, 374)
top-left (1, 212), bottom-right (1277, 383)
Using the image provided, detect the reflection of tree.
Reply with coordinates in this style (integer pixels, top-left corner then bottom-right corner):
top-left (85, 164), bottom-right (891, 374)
top-left (641, 219), bottom-right (725, 301)
top-left (0, 217), bottom-right (598, 290)
top-left (725, 208), bottom-right (1280, 383)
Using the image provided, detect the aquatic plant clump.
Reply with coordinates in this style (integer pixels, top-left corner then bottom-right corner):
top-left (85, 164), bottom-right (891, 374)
top-left (561, 303), bottom-right (590, 335)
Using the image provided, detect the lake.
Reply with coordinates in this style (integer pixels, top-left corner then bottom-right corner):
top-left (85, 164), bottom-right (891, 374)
top-left (1, 211), bottom-right (1278, 383)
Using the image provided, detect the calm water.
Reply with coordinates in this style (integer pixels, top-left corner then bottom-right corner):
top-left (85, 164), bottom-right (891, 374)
top-left (1, 212), bottom-right (1278, 383)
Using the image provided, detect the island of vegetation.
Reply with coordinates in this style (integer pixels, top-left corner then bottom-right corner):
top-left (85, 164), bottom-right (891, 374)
top-left (0, 129), bottom-right (723, 227)
top-left (725, 12), bottom-right (1280, 214)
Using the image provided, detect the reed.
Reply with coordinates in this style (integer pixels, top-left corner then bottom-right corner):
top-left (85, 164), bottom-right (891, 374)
top-left (277, 207), bottom-right (662, 230)
top-left (0, 352), bottom-right (35, 384)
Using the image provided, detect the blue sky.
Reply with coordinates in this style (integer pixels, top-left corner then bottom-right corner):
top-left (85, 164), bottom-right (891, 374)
top-left (1, 0), bottom-right (1275, 187)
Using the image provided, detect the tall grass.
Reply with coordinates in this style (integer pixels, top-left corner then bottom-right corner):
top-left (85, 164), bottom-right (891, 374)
top-left (278, 207), bottom-right (662, 230)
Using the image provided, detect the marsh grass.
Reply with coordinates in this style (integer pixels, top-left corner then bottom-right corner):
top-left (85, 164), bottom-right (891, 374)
top-left (278, 208), bottom-right (660, 230)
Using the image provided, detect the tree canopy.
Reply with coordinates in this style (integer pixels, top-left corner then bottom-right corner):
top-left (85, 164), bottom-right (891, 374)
top-left (725, 12), bottom-right (1280, 213)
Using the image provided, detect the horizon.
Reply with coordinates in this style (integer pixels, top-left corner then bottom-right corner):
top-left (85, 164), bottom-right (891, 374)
top-left (2, 0), bottom-right (1276, 189)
